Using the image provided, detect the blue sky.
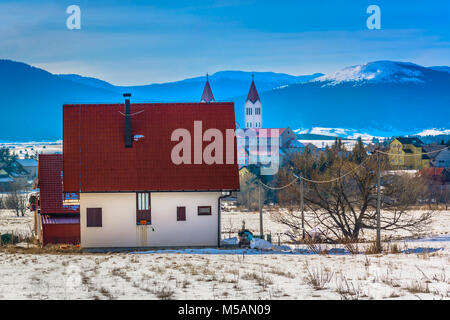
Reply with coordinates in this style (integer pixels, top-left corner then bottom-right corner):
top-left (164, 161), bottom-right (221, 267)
top-left (1, 0), bottom-right (449, 85)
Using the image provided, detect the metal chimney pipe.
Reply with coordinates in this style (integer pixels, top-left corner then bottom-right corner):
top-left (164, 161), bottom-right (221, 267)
top-left (123, 93), bottom-right (132, 148)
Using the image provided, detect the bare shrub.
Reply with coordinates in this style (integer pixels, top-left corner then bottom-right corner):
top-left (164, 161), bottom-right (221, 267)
top-left (405, 281), bottom-right (430, 294)
top-left (336, 275), bottom-right (362, 300)
top-left (365, 241), bottom-right (380, 255)
top-left (388, 243), bottom-right (401, 254)
top-left (304, 238), bottom-right (327, 254)
top-left (154, 286), bottom-right (175, 300)
top-left (339, 238), bottom-right (360, 254)
top-left (242, 272), bottom-right (273, 288)
top-left (237, 170), bottom-right (260, 211)
top-left (303, 262), bottom-right (333, 290)
top-left (4, 183), bottom-right (28, 217)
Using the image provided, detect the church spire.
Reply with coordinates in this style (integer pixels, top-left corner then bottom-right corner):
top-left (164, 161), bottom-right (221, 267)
top-left (246, 73), bottom-right (260, 103)
top-left (200, 73), bottom-right (215, 103)
top-left (244, 73), bottom-right (262, 129)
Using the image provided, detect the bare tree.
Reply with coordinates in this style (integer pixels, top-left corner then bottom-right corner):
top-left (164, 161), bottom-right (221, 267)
top-left (4, 182), bottom-right (28, 217)
top-left (274, 140), bottom-right (432, 242)
top-left (237, 170), bottom-right (260, 211)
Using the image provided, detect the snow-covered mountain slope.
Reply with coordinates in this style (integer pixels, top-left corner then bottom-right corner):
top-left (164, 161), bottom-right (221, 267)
top-left (416, 129), bottom-right (450, 136)
top-left (294, 127), bottom-right (379, 140)
top-left (313, 61), bottom-right (430, 86)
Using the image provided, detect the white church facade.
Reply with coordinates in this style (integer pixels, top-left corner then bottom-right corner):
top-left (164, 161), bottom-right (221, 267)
top-left (244, 76), bottom-right (263, 129)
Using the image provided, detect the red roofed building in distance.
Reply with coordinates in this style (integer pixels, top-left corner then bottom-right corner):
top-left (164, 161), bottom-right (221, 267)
top-left (63, 92), bottom-right (239, 248)
top-left (37, 154), bottom-right (80, 246)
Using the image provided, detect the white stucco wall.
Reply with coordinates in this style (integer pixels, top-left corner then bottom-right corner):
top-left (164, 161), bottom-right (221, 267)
top-left (435, 149), bottom-right (450, 167)
top-left (80, 192), bottom-right (221, 248)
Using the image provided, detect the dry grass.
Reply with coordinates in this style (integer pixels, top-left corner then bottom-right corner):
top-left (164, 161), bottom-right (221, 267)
top-left (339, 238), bottom-right (360, 254)
top-left (242, 272), bottom-right (274, 288)
top-left (0, 244), bottom-right (82, 255)
top-left (153, 286), bottom-right (175, 300)
top-left (336, 276), bottom-right (362, 300)
top-left (405, 281), bottom-right (430, 294)
top-left (365, 241), bottom-right (382, 255)
top-left (303, 262), bottom-right (333, 290)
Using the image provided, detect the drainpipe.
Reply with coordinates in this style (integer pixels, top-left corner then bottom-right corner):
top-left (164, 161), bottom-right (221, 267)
top-left (218, 192), bottom-right (231, 247)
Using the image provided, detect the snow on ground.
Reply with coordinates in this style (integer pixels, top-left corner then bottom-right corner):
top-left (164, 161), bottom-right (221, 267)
top-left (222, 208), bottom-right (450, 243)
top-left (0, 208), bottom-right (448, 300)
top-left (0, 209), bottom-right (34, 237)
top-left (0, 244), bottom-right (448, 300)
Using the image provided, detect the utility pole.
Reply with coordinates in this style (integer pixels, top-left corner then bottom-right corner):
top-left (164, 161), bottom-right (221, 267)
top-left (259, 180), bottom-right (263, 239)
top-left (376, 151), bottom-right (382, 253)
top-left (300, 178), bottom-right (305, 240)
top-left (294, 173), bottom-right (305, 240)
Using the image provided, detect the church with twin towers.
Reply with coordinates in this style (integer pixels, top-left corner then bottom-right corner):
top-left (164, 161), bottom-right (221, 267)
top-left (199, 73), bottom-right (300, 170)
top-left (200, 74), bottom-right (262, 129)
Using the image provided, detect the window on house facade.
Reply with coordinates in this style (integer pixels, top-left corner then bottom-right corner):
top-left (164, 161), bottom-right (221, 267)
top-left (136, 192), bottom-right (151, 224)
top-left (255, 108), bottom-right (261, 115)
top-left (87, 208), bottom-right (102, 227)
top-left (177, 206), bottom-right (186, 221)
top-left (198, 206), bottom-right (212, 216)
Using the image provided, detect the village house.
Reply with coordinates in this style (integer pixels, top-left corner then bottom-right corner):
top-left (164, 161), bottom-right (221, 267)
top-left (433, 148), bottom-right (450, 168)
top-left (0, 159), bottom-right (29, 190)
top-left (35, 154), bottom-right (80, 246)
top-left (0, 168), bottom-right (13, 191)
top-left (423, 144), bottom-right (449, 167)
top-left (388, 137), bottom-right (430, 170)
top-left (62, 94), bottom-right (239, 248)
top-left (16, 158), bottom-right (38, 180)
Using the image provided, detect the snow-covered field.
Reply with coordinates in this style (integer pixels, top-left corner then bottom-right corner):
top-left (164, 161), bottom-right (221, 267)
top-left (0, 141), bottom-right (62, 158)
top-left (0, 209), bottom-right (448, 300)
top-left (0, 209), bottom-right (34, 236)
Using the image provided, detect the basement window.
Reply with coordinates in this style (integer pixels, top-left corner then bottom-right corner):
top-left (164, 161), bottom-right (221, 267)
top-left (136, 192), bottom-right (151, 225)
top-left (197, 206), bottom-right (212, 216)
top-left (86, 208), bottom-right (102, 227)
top-left (177, 206), bottom-right (186, 221)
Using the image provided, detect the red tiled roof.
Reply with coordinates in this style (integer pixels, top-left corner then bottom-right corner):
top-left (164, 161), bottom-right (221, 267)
top-left (200, 79), bottom-right (215, 102)
top-left (63, 102), bottom-right (239, 192)
top-left (246, 80), bottom-right (260, 103)
top-left (41, 215), bottom-right (80, 225)
top-left (38, 154), bottom-right (79, 214)
top-left (419, 168), bottom-right (444, 177)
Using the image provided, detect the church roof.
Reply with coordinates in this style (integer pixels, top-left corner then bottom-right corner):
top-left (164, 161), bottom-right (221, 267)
top-left (200, 76), bottom-right (215, 103)
top-left (246, 79), bottom-right (260, 103)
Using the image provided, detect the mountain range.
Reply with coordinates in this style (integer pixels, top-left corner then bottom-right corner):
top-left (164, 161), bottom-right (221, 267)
top-left (0, 59), bottom-right (449, 141)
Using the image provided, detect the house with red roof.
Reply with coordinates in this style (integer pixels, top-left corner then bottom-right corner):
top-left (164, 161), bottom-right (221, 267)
top-left (62, 93), bottom-right (239, 248)
top-left (36, 154), bottom-right (80, 246)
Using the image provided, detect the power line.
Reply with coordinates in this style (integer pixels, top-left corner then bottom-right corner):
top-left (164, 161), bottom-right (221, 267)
top-left (257, 145), bottom-right (448, 190)
top-left (259, 156), bottom-right (372, 189)
top-left (117, 110), bottom-right (146, 117)
top-left (375, 146), bottom-right (449, 157)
